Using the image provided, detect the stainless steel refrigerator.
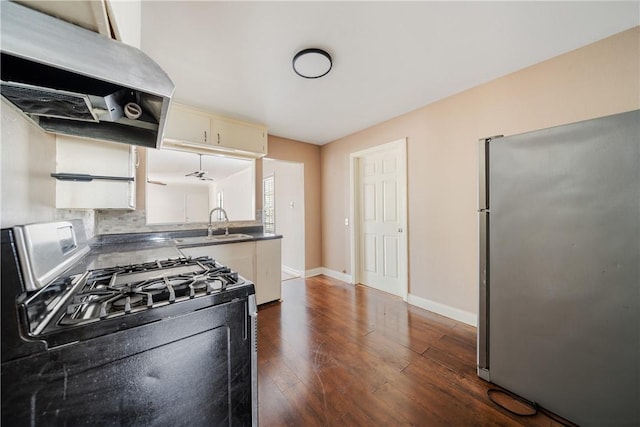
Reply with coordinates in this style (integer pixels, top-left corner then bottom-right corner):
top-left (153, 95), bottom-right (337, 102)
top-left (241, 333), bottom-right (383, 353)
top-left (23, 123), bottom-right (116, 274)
top-left (478, 110), bottom-right (639, 426)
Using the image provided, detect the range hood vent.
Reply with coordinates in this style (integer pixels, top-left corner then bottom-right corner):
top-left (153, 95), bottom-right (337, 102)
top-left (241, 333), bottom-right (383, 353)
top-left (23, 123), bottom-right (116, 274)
top-left (0, 2), bottom-right (175, 149)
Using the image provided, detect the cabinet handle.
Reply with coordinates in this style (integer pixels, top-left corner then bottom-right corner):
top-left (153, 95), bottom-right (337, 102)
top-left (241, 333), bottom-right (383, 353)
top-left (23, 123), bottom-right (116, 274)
top-left (134, 149), bottom-right (140, 168)
top-left (217, 133), bottom-right (220, 144)
top-left (204, 131), bottom-right (207, 143)
top-left (51, 173), bottom-right (134, 182)
top-left (129, 180), bottom-right (136, 208)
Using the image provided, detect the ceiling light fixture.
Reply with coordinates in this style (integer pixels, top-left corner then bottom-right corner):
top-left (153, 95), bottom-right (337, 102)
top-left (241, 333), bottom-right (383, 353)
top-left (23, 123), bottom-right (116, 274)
top-left (292, 48), bottom-right (332, 79)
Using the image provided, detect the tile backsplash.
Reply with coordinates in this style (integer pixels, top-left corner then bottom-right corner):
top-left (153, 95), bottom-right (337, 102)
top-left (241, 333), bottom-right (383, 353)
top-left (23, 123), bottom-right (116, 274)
top-left (55, 209), bottom-right (96, 239)
top-left (95, 209), bottom-right (262, 235)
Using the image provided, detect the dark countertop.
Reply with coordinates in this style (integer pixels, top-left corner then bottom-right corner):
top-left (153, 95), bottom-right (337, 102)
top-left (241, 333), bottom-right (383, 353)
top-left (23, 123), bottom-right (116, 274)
top-left (76, 226), bottom-right (282, 272)
top-left (90, 226), bottom-right (280, 246)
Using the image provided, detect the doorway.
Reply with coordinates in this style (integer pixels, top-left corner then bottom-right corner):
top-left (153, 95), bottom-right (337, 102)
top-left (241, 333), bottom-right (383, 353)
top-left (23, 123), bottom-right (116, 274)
top-left (350, 139), bottom-right (408, 300)
top-left (263, 159), bottom-right (305, 280)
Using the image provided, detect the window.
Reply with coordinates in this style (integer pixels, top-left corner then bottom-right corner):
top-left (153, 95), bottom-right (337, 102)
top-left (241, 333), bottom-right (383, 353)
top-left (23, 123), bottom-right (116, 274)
top-left (263, 175), bottom-right (275, 233)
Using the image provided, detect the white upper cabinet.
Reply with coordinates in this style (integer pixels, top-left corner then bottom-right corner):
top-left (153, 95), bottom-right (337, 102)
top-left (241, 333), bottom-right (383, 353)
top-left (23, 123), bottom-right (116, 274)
top-left (55, 135), bottom-right (137, 209)
top-left (164, 105), bottom-right (212, 145)
top-left (105, 0), bottom-right (142, 48)
top-left (163, 103), bottom-right (267, 158)
top-left (19, 0), bottom-right (111, 36)
top-left (211, 116), bottom-right (267, 155)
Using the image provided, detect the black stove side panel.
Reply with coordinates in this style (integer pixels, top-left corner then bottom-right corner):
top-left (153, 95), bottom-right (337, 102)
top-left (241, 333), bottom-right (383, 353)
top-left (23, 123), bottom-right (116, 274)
top-left (1, 228), bottom-right (47, 363)
top-left (1, 298), bottom-right (253, 426)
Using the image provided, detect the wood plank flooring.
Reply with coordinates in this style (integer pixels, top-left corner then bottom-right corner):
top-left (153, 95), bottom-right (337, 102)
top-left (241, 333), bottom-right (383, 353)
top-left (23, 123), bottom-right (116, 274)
top-left (257, 275), bottom-right (566, 427)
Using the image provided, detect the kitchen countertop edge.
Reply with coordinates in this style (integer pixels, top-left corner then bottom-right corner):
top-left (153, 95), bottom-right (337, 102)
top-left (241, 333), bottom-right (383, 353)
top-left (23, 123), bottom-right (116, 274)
top-left (90, 227), bottom-right (282, 250)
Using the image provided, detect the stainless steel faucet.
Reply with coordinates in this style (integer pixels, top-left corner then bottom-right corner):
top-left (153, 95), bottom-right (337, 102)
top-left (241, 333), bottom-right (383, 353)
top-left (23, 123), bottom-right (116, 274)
top-left (208, 207), bottom-right (229, 236)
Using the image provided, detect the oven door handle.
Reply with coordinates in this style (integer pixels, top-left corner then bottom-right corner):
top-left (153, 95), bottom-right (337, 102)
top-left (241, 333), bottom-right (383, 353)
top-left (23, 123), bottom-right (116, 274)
top-left (249, 294), bottom-right (258, 427)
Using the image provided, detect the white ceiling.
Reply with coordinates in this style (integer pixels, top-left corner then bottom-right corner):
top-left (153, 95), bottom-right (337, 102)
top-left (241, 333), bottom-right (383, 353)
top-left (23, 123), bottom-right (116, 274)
top-left (140, 1), bottom-right (639, 145)
top-left (147, 148), bottom-right (253, 185)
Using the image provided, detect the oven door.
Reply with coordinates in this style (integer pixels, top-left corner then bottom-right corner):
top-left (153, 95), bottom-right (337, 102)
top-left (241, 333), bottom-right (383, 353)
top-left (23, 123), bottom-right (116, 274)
top-left (1, 298), bottom-right (253, 426)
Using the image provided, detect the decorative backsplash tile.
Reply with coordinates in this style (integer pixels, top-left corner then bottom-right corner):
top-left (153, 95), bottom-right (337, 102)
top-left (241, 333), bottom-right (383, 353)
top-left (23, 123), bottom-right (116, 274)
top-left (55, 209), bottom-right (96, 239)
top-left (95, 209), bottom-right (262, 235)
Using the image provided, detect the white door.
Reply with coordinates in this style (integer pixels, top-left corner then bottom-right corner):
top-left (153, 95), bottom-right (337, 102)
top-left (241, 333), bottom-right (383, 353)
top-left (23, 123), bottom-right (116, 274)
top-left (355, 141), bottom-right (406, 298)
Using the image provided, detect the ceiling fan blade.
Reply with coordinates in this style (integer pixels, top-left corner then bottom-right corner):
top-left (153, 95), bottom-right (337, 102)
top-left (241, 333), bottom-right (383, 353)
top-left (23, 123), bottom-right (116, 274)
top-left (186, 155), bottom-right (212, 180)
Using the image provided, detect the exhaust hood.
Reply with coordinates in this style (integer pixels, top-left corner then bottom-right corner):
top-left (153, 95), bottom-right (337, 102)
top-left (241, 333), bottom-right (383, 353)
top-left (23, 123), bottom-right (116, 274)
top-left (0, 1), bottom-right (175, 149)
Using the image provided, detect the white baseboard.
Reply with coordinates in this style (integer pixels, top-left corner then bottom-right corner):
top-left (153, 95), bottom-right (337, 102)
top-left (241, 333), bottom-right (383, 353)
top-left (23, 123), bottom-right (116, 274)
top-left (300, 269), bottom-right (475, 327)
top-left (282, 265), bottom-right (304, 278)
top-left (320, 268), bottom-right (353, 283)
top-left (303, 267), bottom-right (353, 283)
top-left (304, 267), bottom-right (323, 278)
top-left (407, 294), bottom-right (477, 327)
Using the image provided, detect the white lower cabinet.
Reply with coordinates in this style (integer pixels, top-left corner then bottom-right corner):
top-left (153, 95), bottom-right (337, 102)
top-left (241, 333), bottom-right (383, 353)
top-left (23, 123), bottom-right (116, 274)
top-left (180, 238), bottom-right (281, 305)
top-left (182, 241), bottom-right (256, 284)
top-left (255, 239), bottom-right (282, 305)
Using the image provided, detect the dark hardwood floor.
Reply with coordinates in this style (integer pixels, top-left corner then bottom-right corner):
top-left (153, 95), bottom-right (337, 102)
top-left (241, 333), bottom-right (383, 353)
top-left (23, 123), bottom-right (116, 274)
top-left (257, 275), bottom-right (565, 427)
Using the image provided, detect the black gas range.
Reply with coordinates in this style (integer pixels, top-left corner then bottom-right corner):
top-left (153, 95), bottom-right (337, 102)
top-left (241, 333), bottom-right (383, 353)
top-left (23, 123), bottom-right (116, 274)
top-left (1, 220), bottom-right (258, 426)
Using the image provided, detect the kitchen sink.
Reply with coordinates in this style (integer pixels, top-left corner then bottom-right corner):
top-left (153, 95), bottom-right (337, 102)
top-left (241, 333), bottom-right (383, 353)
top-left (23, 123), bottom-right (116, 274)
top-left (174, 234), bottom-right (253, 246)
top-left (211, 233), bottom-right (253, 241)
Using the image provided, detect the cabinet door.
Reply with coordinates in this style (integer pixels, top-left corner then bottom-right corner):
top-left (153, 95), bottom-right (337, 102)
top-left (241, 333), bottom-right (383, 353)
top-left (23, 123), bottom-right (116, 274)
top-left (55, 135), bottom-right (136, 209)
top-left (212, 117), bottom-right (267, 155)
top-left (164, 105), bottom-right (211, 145)
top-left (56, 180), bottom-right (135, 209)
top-left (57, 135), bottom-right (134, 176)
top-left (255, 239), bottom-right (281, 304)
top-left (106, 1), bottom-right (142, 48)
top-left (180, 242), bottom-right (256, 283)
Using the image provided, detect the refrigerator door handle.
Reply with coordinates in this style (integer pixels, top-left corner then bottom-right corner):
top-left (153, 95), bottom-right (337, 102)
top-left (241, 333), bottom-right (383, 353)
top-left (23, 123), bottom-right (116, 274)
top-left (478, 135), bottom-right (502, 211)
top-left (478, 210), bottom-right (490, 380)
top-left (477, 135), bottom-right (500, 382)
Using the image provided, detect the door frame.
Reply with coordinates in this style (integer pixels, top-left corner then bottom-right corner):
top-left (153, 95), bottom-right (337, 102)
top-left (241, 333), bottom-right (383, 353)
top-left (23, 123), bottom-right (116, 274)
top-left (349, 138), bottom-right (408, 301)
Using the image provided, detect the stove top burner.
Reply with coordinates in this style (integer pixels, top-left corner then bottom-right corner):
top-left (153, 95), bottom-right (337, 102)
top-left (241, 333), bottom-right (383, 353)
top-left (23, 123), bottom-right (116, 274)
top-left (59, 256), bottom-right (243, 325)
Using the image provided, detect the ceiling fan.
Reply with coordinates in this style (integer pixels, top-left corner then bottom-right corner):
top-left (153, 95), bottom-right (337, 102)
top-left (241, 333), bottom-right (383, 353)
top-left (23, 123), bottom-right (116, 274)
top-left (185, 154), bottom-right (214, 181)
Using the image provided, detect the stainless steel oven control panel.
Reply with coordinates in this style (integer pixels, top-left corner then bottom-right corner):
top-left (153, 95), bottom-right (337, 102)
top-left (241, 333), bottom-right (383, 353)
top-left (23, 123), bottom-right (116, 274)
top-left (13, 220), bottom-right (90, 292)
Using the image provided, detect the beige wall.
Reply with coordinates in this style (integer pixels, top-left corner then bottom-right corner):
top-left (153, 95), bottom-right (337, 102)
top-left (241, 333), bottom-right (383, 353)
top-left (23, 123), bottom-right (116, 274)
top-left (321, 27), bottom-right (639, 317)
top-left (263, 158), bottom-right (305, 274)
top-left (265, 135), bottom-right (322, 271)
